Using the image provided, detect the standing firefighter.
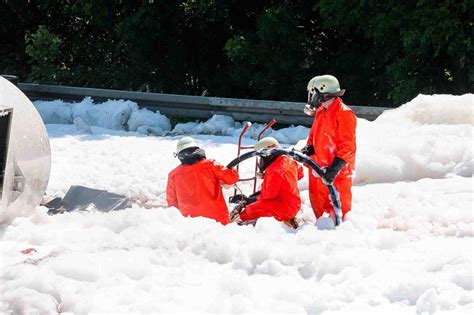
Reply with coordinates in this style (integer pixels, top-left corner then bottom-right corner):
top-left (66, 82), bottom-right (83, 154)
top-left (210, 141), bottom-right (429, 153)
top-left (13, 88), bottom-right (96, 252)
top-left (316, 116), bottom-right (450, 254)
top-left (235, 137), bottom-right (304, 225)
top-left (302, 75), bottom-right (357, 224)
top-left (166, 137), bottom-right (239, 225)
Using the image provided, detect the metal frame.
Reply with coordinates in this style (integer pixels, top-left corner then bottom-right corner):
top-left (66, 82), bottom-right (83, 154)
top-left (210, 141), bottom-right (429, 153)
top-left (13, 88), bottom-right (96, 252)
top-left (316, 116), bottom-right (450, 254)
top-left (233, 119), bottom-right (277, 197)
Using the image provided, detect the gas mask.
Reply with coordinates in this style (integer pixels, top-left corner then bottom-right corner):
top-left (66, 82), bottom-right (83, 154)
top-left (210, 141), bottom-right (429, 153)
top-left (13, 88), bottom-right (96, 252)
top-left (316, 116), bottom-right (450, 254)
top-left (258, 155), bottom-right (278, 172)
top-left (304, 90), bottom-right (324, 116)
top-left (304, 90), bottom-right (335, 116)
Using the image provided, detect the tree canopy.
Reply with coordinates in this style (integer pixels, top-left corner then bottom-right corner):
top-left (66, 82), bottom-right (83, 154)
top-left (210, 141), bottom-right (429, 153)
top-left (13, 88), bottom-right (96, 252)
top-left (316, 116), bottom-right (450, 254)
top-left (1, 0), bottom-right (472, 107)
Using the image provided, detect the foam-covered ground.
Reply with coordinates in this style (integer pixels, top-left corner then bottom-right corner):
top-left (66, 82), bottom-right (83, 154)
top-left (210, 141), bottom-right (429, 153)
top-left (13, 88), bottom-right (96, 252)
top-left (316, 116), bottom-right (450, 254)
top-left (1, 94), bottom-right (473, 314)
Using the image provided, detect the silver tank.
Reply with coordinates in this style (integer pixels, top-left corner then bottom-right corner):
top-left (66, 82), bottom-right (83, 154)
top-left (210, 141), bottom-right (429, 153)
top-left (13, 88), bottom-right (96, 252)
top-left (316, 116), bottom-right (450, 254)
top-left (0, 77), bottom-right (51, 224)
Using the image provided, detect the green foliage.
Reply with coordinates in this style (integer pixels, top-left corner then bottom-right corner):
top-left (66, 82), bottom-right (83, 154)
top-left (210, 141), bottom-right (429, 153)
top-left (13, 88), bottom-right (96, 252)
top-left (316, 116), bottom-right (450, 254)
top-left (316, 0), bottom-right (474, 105)
top-left (1, 0), bottom-right (472, 107)
top-left (223, 1), bottom-right (316, 101)
top-left (25, 26), bottom-right (62, 83)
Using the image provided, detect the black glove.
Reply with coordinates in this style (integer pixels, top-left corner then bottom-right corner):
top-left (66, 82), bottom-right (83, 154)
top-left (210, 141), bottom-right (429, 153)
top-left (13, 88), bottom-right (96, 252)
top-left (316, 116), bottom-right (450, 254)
top-left (229, 191), bottom-right (261, 205)
top-left (301, 144), bottom-right (315, 156)
top-left (322, 156), bottom-right (347, 184)
top-left (246, 191), bottom-right (261, 204)
top-left (229, 194), bottom-right (246, 204)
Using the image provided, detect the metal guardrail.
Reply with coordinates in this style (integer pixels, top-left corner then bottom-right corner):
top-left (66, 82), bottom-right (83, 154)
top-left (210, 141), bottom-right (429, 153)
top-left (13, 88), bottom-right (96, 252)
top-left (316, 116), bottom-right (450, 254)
top-left (18, 83), bottom-right (390, 126)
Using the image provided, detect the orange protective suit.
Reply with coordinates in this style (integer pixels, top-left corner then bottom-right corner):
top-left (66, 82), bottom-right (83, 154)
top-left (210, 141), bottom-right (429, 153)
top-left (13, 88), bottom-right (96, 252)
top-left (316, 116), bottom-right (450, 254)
top-left (307, 97), bottom-right (356, 219)
top-left (240, 156), bottom-right (304, 222)
top-left (166, 160), bottom-right (239, 224)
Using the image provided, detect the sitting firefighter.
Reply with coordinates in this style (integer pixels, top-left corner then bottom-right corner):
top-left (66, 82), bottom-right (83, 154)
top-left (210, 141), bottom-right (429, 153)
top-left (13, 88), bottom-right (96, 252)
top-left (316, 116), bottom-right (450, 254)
top-left (166, 137), bottom-right (239, 225)
top-left (230, 137), bottom-right (304, 227)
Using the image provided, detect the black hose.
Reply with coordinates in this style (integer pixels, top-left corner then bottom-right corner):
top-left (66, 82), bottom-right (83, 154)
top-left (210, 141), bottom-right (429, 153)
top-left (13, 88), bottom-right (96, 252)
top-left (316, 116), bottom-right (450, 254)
top-left (226, 148), bottom-right (342, 225)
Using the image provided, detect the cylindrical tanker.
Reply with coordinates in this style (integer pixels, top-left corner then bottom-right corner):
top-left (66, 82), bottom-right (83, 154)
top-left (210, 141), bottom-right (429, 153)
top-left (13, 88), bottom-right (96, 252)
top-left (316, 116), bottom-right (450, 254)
top-left (0, 76), bottom-right (51, 224)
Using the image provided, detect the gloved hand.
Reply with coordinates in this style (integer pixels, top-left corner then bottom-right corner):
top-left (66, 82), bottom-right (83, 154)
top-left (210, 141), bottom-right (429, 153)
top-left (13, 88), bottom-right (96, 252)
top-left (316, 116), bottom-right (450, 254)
top-left (301, 144), bottom-right (315, 156)
top-left (246, 191), bottom-right (261, 204)
top-left (229, 194), bottom-right (246, 204)
top-left (322, 156), bottom-right (347, 184)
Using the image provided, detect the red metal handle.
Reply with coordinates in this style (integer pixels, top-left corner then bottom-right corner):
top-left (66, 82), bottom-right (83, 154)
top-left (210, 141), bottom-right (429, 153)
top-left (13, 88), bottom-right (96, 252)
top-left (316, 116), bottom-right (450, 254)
top-left (254, 118), bottom-right (277, 192)
top-left (234, 122), bottom-right (252, 196)
top-left (237, 121), bottom-right (252, 157)
top-left (257, 118), bottom-right (276, 140)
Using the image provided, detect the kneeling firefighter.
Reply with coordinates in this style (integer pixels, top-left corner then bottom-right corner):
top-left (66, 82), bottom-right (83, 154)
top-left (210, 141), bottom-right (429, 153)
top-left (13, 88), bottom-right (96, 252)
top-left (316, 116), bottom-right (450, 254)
top-left (233, 137), bottom-right (304, 225)
top-left (166, 137), bottom-right (239, 225)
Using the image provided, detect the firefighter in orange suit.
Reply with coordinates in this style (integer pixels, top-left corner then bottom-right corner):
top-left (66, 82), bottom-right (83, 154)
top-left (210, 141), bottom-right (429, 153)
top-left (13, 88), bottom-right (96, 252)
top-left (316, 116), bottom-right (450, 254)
top-left (238, 137), bottom-right (304, 223)
top-left (301, 75), bottom-right (356, 223)
top-left (167, 137), bottom-right (239, 225)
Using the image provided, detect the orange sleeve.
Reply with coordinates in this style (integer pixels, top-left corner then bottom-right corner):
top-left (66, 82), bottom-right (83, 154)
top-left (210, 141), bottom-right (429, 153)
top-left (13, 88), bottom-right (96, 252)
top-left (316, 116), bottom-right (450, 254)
top-left (335, 109), bottom-right (357, 162)
top-left (213, 161), bottom-right (239, 185)
top-left (166, 175), bottom-right (178, 208)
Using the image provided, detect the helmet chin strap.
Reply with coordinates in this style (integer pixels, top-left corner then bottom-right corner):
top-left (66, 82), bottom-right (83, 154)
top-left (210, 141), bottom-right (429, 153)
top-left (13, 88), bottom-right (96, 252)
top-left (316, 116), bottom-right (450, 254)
top-left (320, 92), bottom-right (336, 103)
top-left (321, 97), bottom-right (335, 108)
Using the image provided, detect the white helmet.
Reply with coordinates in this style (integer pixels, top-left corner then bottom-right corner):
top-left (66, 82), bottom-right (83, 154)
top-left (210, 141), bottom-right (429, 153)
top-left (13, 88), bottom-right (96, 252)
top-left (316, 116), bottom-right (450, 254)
top-left (307, 74), bottom-right (343, 94)
top-left (255, 137), bottom-right (280, 151)
top-left (176, 136), bottom-right (198, 154)
top-left (305, 75), bottom-right (345, 115)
